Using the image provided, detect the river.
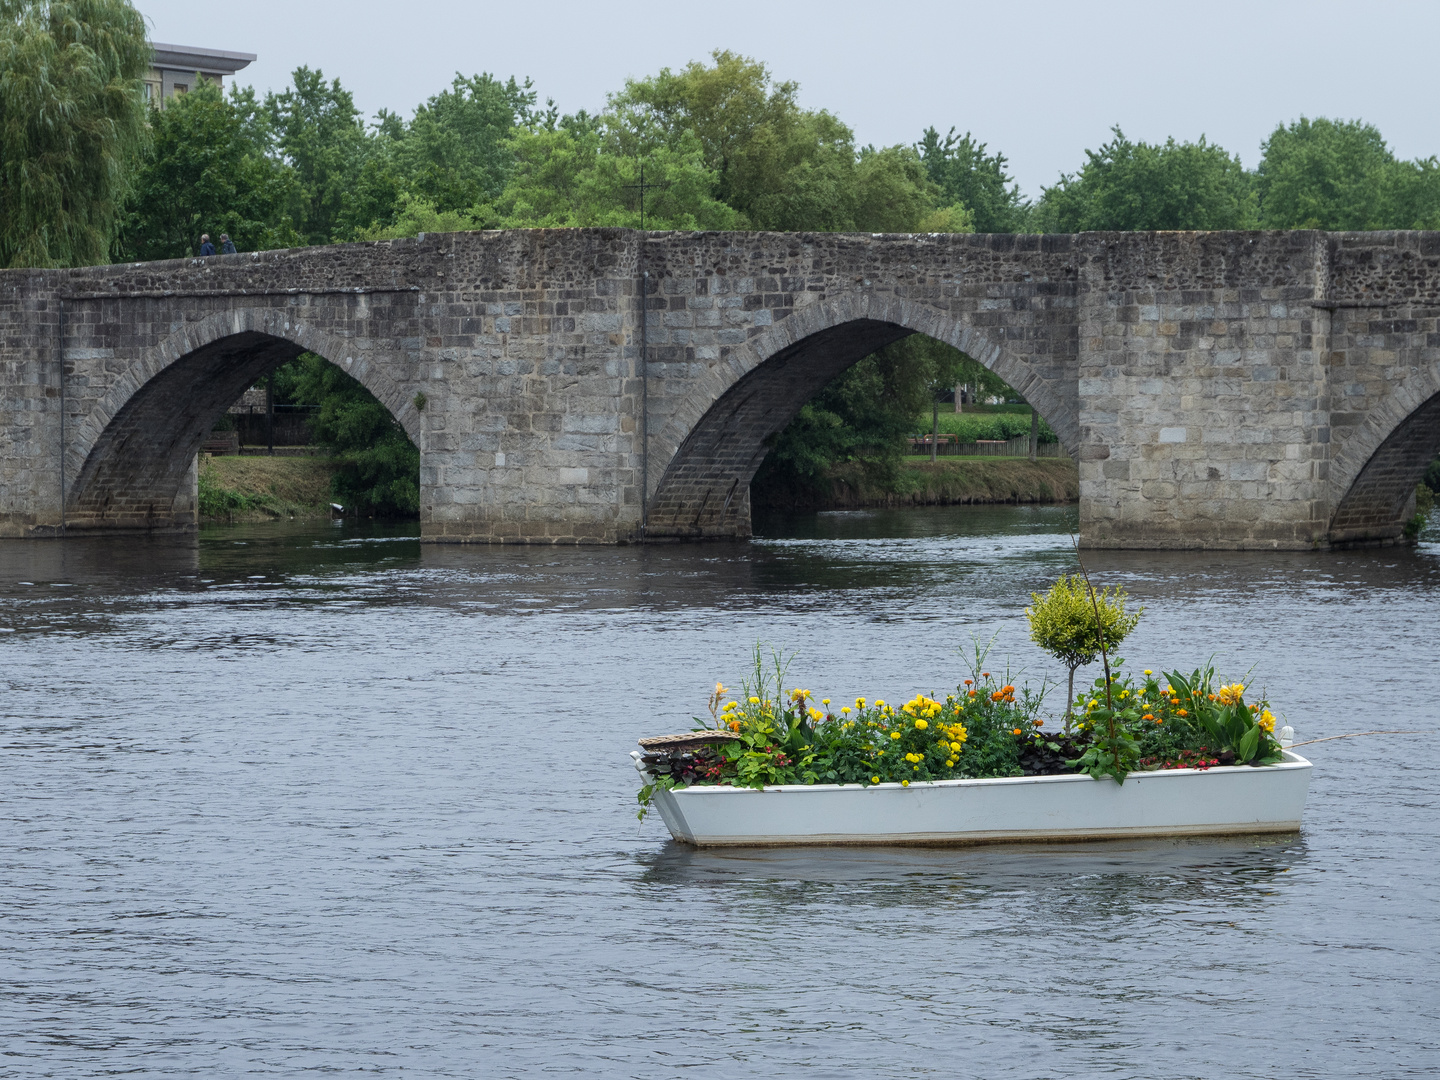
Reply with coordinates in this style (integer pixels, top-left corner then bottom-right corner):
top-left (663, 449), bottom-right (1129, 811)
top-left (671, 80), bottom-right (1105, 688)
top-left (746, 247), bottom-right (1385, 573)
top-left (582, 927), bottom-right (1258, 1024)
top-left (1, 506), bottom-right (1437, 1077)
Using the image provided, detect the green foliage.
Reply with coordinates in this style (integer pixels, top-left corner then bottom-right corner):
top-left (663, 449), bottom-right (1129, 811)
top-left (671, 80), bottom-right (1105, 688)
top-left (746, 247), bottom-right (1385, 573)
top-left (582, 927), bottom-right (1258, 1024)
top-left (1424, 456), bottom-right (1440, 495)
top-left (476, 120), bottom-right (739, 230)
top-left (755, 333), bottom-right (982, 493)
top-left (197, 459), bottom-right (263, 518)
top-left (0, 0), bottom-right (150, 267)
top-left (1405, 481), bottom-right (1434, 540)
top-left (397, 73), bottom-right (536, 214)
top-left (927, 410), bottom-right (1057, 444)
top-left (1027, 574), bottom-right (1142, 723)
top-left (918, 126), bottom-right (1029, 233)
top-left (634, 641), bottom-right (1292, 811)
top-left (1257, 117), bottom-right (1399, 230)
top-left (277, 354), bottom-right (419, 517)
top-left (604, 49), bottom-right (942, 232)
top-left (265, 67), bottom-right (370, 245)
top-left (352, 192), bottom-right (477, 241)
top-left (1164, 666), bottom-right (1283, 766)
top-left (1033, 127), bottom-right (1256, 232)
top-left (117, 81), bottom-right (299, 260)
top-left (853, 144), bottom-right (952, 233)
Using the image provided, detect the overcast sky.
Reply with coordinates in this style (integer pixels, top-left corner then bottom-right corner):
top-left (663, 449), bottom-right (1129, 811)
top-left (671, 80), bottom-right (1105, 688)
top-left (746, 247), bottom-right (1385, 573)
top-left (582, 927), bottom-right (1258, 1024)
top-left (139, 0), bottom-right (1440, 200)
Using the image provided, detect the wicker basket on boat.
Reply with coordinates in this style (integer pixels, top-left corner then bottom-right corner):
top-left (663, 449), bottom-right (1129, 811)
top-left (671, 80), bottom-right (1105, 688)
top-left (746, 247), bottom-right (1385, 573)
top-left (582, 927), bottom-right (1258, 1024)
top-left (637, 731), bottom-right (742, 754)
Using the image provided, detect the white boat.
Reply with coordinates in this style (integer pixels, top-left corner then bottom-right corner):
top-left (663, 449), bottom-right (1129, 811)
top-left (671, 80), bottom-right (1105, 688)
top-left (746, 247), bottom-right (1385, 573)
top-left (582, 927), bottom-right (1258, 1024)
top-left (631, 750), bottom-right (1313, 847)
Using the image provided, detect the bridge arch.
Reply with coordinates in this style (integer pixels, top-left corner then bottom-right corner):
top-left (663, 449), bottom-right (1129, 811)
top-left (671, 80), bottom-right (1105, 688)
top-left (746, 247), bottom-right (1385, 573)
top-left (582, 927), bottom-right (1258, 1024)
top-left (1328, 363), bottom-right (1440, 545)
top-left (644, 291), bottom-right (1079, 539)
top-left (66, 305), bottom-right (419, 531)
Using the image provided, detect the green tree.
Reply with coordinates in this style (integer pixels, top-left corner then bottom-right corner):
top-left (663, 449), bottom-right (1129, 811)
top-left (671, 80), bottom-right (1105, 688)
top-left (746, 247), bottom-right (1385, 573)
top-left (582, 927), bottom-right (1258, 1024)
top-left (0, 0), bottom-right (150, 267)
top-left (276, 354), bottom-right (419, 517)
top-left (853, 144), bottom-right (951, 233)
top-left (1389, 157), bottom-right (1440, 231)
top-left (917, 126), bottom-right (1029, 233)
top-left (754, 333), bottom-right (977, 494)
top-left (605, 49), bottom-right (939, 232)
top-left (352, 191), bottom-right (477, 241)
top-left (478, 118), bottom-right (740, 230)
top-left (265, 67), bottom-right (370, 245)
top-left (1254, 116), bottom-right (1431, 230)
top-left (1256, 117), bottom-right (1392, 229)
top-left (397, 73), bottom-right (536, 213)
top-left (117, 81), bottom-right (299, 260)
top-left (1033, 127), bottom-right (1255, 232)
top-left (1026, 574), bottom-right (1142, 726)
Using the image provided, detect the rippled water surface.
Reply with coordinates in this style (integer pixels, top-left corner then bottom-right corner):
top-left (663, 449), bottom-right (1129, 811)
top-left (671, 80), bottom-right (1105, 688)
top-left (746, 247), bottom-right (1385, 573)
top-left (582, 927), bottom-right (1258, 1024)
top-left (2, 506), bottom-right (1437, 1077)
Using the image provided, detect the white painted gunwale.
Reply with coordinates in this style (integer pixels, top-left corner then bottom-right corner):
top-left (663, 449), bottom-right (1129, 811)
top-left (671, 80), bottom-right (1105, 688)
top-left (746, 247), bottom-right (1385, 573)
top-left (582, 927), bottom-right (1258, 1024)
top-left (639, 750), bottom-right (1313, 848)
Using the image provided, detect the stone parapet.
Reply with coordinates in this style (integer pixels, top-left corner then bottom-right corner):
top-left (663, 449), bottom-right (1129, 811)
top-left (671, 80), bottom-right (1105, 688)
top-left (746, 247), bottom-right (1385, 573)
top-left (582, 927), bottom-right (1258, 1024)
top-left (1, 229), bottom-right (1437, 548)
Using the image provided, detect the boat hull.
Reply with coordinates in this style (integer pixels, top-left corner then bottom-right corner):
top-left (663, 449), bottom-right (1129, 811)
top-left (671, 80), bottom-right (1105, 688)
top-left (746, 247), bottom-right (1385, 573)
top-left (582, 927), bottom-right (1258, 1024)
top-left (645, 752), bottom-right (1312, 847)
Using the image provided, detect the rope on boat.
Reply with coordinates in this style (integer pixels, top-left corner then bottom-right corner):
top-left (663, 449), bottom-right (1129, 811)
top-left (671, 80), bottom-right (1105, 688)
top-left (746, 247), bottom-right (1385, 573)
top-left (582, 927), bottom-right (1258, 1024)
top-left (1287, 730), bottom-right (1429, 748)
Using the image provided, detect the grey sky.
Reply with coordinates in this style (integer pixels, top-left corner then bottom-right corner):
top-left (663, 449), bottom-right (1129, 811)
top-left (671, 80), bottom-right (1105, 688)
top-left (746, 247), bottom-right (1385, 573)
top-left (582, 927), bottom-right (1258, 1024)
top-left (139, 0), bottom-right (1440, 200)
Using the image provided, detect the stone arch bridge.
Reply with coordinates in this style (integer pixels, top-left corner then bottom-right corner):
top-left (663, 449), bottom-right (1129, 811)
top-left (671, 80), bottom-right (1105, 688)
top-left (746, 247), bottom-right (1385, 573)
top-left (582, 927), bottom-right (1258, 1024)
top-left (2, 228), bottom-right (1437, 548)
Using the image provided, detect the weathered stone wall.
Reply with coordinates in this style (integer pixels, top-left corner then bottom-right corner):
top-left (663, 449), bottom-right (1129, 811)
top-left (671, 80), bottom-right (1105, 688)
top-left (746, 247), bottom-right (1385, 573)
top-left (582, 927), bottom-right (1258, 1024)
top-left (1073, 232), bottom-right (1333, 549)
top-left (636, 231), bottom-right (1083, 538)
top-left (1, 228), bottom-right (1437, 548)
top-left (1322, 232), bottom-right (1440, 543)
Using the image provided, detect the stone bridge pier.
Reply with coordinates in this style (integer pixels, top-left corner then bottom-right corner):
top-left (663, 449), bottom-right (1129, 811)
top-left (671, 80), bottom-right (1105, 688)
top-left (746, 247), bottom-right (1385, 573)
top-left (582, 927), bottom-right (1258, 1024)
top-left (1, 228), bottom-right (1437, 549)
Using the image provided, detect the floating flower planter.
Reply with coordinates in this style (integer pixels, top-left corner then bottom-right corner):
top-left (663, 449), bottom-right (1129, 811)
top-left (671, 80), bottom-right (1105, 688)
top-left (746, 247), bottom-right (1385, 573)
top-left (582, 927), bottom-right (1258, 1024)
top-left (633, 599), bottom-right (1311, 848)
top-left (631, 747), bottom-right (1312, 847)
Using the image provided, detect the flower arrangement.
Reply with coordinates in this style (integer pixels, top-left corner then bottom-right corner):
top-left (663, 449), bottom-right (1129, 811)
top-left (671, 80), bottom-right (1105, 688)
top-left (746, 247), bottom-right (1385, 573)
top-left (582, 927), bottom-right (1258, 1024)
top-left (635, 637), bottom-right (1288, 819)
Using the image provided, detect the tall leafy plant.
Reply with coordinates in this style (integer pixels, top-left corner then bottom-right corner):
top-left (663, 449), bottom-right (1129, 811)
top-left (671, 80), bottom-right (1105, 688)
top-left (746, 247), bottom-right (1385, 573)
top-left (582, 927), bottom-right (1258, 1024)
top-left (0, 0), bottom-right (150, 267)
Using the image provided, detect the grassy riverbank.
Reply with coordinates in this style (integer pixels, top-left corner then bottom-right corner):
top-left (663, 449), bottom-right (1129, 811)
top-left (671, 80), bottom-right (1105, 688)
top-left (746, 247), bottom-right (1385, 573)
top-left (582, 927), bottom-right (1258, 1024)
top-left (754, 457), bottom-right (1078, 511)
top-left (199, 454), bottom-right (337, 523)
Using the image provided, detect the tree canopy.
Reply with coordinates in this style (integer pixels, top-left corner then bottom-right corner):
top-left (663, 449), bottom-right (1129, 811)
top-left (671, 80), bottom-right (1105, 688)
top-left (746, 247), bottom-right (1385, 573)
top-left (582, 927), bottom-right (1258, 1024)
top-left (1033, 127), bottom-right (1256, 232)
top-left (0, 0), bottom-right (150, 267)
top-left (117, 80), bottom-right (298, 261)
top-left (918, 127), bottom-right (1027, 233)
top-left (1255, 116), bottom-right (1440, 230)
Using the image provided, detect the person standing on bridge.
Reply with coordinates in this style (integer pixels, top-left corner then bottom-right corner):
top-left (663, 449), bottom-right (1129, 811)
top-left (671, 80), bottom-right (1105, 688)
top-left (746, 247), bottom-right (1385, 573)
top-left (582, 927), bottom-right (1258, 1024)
top-left (220, 234), bottom-right (236, 254)
top-left (198, 233), bottom-right (215, 257)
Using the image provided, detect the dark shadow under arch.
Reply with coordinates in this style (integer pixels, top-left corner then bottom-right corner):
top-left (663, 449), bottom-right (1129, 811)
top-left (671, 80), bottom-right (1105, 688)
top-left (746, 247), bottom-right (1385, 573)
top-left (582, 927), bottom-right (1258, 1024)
top-left (645, 318), bottom-right (1075, 539)
top-left (66, 331), bottom-right (409, 531)
top-left (1329, 386), bottom-right (1440, 544)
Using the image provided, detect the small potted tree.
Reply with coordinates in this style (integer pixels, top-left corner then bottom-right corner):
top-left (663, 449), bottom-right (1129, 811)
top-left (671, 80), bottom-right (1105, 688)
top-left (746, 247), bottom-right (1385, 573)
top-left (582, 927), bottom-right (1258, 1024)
top-left (1025, 574), bottom-right (1140, 730)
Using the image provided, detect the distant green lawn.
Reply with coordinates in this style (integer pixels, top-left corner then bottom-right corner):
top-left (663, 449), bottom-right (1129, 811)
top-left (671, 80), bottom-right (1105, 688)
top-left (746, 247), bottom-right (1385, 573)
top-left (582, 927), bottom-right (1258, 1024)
top-left (914, 408), bottom-right (1057, 443)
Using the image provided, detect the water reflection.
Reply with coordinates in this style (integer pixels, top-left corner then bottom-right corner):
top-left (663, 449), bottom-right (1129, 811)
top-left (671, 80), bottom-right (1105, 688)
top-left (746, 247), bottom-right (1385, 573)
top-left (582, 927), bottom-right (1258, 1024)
top-left (0, 505), bottom-right (1436, 1076)
top-left (637, 835), bottom-right (1306, 911)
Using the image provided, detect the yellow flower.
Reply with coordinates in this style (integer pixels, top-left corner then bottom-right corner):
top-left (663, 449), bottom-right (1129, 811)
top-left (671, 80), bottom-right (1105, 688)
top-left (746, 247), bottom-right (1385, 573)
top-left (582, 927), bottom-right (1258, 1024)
top-left (856, 697), bottom-right (867, 709)
top-left (901, 780), bottom-right (909, 787)
top-left (946, 759), bottom-right (955, 767)
top-left (871, 775), bottom-right (880, 784)
top-left (1088, 699), bottom-right (1098, 708)
top-left (1217, 683), bottom-right (1246, 706)
top-left (951, 740), bottom-right (964, 752)
top-left (890, 731), bottom-right (901, 740)
top-left (748, 697), bottom-right (759, 704)
top-left (821, 699), bottom-right (830, 706)
top-left (1259, 709), bottom-right (1276, 733)
top-left (915, 719), bottom-right (928, 730)
top-left (841, 706), bottom-right (851, 715)
top-left (1144, 670), bottom-right (1153, 676)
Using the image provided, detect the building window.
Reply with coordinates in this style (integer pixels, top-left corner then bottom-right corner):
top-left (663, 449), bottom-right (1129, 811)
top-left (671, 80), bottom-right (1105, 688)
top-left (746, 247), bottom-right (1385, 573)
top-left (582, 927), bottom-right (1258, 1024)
top-left (174, 83), bottom-right (187, 94)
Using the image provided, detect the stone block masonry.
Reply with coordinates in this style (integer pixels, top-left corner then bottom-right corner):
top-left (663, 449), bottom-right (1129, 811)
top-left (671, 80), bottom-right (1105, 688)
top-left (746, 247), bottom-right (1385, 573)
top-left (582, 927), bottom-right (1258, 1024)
top-left (1, 229), bottom-right (1436, 549)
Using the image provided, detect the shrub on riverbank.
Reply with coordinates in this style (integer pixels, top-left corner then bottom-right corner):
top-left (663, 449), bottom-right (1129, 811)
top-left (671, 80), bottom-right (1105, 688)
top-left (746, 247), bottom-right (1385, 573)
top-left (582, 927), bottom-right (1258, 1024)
top-left (198, 455), bottom-right (337, 522)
